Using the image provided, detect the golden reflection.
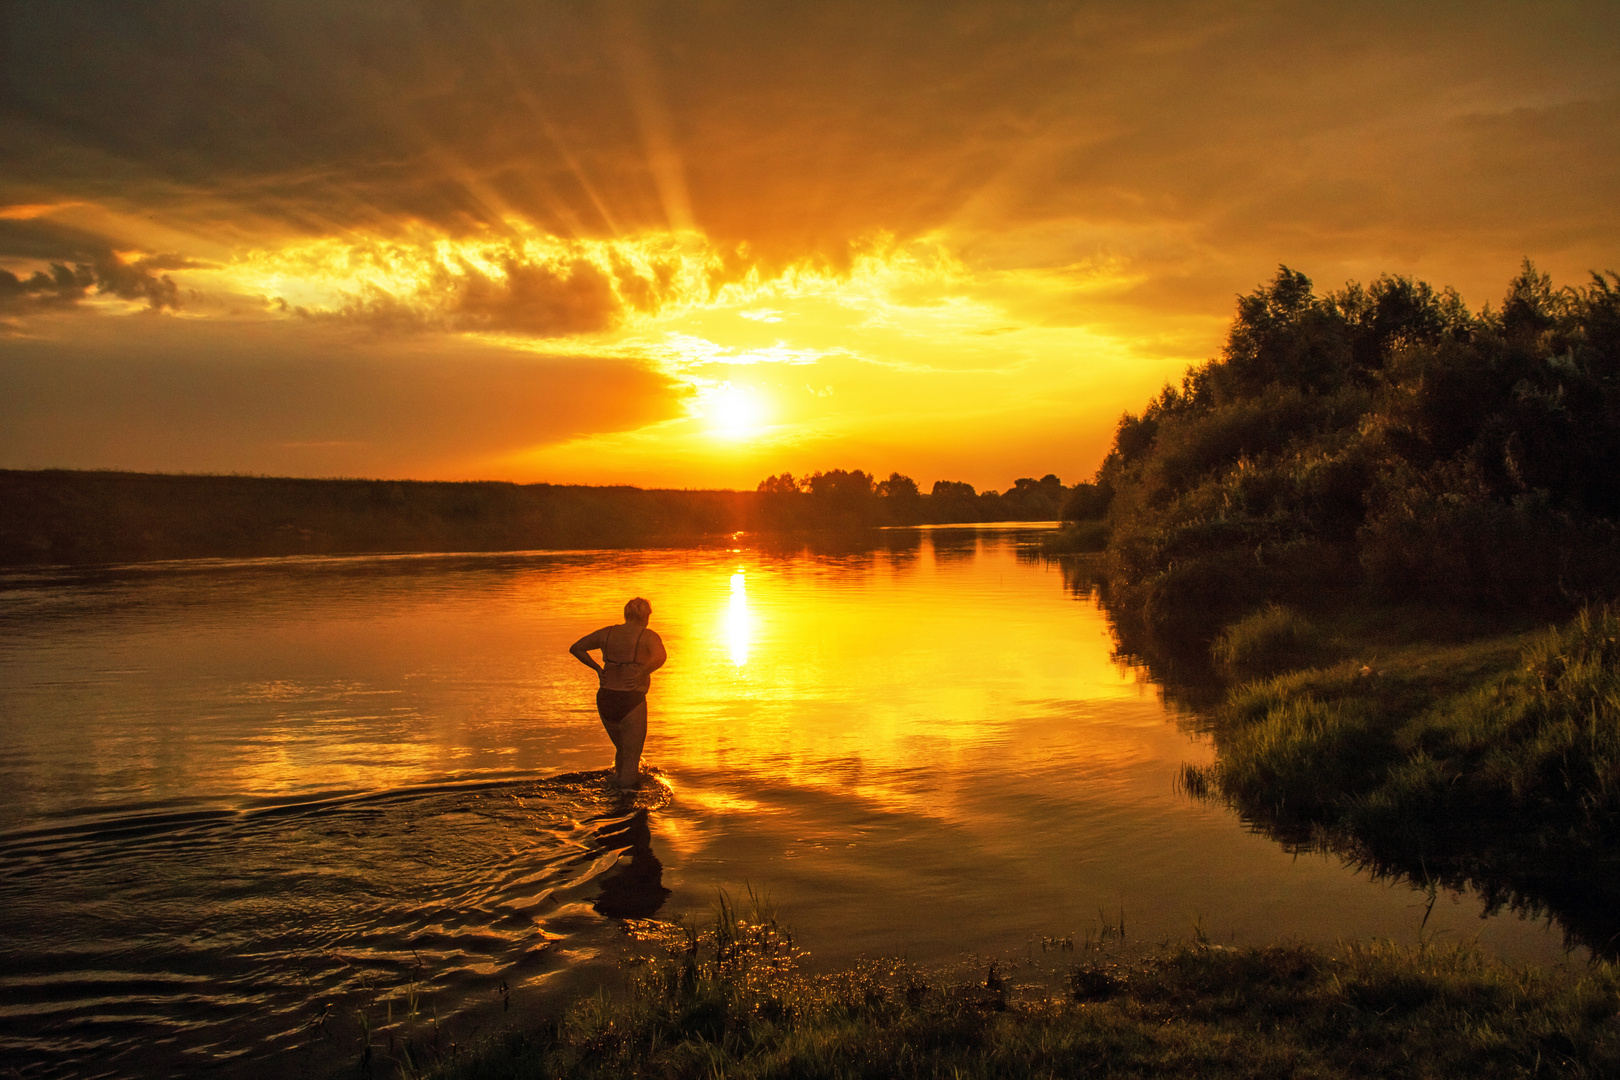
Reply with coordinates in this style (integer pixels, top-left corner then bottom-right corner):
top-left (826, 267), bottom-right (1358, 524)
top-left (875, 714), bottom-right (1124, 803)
top-left (726, 567), bottom-right (752, 668)
top-left (635, 536), bottom-right (1177, 828)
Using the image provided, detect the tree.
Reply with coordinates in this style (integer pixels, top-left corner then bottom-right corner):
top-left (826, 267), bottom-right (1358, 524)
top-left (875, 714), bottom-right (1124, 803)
top-left (875, 472), bottom-right (920, 499)
top-left (806, 469), bottom-right (874, 498)
top-left (756, 473), bottom-right (804, 495)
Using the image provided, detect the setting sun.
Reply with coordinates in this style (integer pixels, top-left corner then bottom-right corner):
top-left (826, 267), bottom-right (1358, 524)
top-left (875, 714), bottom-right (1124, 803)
top-left (699, 382), bottom-right (770, 440)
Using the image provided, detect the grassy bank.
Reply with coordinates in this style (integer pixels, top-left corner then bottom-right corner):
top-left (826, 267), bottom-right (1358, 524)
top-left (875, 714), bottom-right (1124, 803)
top-left (422, 899), bottom-right (1620, 1080)
top-left (1176, 601), bottom-right (1620, 956)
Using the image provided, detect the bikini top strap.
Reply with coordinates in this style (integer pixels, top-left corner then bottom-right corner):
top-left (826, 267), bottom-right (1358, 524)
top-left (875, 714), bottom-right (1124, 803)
top-left (606, 625), bottom-right (646, 665)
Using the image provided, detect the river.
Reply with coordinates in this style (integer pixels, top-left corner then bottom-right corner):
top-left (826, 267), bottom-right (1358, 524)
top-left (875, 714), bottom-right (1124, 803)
top-left (0, 525), bottom-right (1572, 1078)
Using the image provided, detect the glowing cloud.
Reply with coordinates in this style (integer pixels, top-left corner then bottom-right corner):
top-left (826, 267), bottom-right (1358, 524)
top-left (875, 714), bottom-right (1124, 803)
top-left (3, 2), bottom-right (1616, 486)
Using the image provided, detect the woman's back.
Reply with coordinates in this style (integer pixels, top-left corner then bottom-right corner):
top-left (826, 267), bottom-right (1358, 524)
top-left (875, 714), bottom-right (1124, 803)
top-left (598, 623), bottom-right (650, 692)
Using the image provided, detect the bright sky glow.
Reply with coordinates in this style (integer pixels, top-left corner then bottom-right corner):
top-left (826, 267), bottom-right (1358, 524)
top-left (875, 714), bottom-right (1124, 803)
top-left (3, 2), bottom-right (1616, 488)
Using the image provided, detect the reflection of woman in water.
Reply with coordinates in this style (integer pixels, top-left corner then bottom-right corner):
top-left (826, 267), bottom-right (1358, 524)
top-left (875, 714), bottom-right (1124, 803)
top-left (569, 597), bottom-right (667, 789)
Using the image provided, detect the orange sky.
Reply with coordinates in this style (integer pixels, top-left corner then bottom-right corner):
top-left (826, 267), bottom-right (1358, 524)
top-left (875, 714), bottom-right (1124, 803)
top-left (3, 1), bottom-right (1618, 490)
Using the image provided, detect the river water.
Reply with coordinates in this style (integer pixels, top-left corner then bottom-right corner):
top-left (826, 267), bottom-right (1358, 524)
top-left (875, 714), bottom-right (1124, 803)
top-left (0, 526), bottom-right (1574, 1078)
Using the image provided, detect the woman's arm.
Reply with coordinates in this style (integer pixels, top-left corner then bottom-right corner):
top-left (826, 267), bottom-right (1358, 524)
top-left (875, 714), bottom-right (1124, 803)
top-left (569, 628), bottom-right (607, 674)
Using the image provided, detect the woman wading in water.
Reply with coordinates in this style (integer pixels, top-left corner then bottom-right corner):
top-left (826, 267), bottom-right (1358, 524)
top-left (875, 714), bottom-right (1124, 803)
top-left (570, 597), bottom-right (667, 789)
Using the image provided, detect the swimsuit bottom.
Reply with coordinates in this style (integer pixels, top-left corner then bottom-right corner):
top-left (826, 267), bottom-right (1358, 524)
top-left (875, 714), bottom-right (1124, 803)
top-left (596, 688), bottom-right (647, 723)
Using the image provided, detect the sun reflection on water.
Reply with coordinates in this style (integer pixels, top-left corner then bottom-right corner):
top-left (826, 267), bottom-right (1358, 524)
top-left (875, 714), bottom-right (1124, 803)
top-left (726, 567), bottom-right (751, 668)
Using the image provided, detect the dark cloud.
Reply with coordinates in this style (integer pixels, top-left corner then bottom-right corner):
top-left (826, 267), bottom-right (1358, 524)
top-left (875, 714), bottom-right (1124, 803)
top-left (0, 217), bottom-right (201, 312)
top-left (0, 316), bottom-right (684, 476)
top-left (453, 256), bottom-right (617, 335)
top-left (0, 253), bottom-right (182, 312)
top-left (8, 0), bottom-right (1615, 278)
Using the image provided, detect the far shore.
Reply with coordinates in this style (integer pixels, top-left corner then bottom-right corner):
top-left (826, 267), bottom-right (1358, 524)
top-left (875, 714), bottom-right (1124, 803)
top-left (0, 468), bottom-right (1065, 568)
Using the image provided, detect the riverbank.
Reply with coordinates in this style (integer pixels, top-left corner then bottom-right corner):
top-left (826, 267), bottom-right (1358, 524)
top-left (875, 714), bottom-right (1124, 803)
top-left (422, 901), bottom-right (1620, 1080)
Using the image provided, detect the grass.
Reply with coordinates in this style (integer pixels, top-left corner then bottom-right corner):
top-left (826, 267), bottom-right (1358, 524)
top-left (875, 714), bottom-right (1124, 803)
top-left (423, 893), bottom-right (1620, 1079)
top-left (1210, 603), bottom-right (1334, 681)
top-left (1179, 603), bottom-right (1620, 955)
top-left (1193, 607), bottom-right (1620, 835)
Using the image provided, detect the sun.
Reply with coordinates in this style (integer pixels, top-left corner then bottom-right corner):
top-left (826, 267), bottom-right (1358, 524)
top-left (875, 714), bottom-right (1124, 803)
top-left (701, 382), bottom-right (770, 440)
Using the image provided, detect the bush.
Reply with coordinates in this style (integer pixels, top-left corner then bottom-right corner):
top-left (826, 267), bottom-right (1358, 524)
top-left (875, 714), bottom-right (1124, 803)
top-left (1086, 263), bottom-right (1620, 647)
top-left (1041, 520), bottom-right (1108, 553)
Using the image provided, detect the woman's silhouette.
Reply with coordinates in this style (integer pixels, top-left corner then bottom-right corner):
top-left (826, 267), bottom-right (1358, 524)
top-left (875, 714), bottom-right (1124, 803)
top-left (569, 597), bottom-right (667, 789)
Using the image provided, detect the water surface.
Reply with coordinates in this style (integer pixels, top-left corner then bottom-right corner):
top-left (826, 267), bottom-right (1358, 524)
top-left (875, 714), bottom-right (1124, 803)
top-left (0, 527), bottom-right (1572, 1078)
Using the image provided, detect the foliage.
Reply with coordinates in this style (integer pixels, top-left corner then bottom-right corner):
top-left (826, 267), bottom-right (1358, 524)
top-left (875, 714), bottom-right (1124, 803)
top-left (1091, 262), bottom-right (1620, 644)
top-left (1042, 519), bottom-right (1108, 554)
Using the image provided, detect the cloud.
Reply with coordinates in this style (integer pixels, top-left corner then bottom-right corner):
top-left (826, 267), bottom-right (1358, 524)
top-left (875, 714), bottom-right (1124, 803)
top-left (0, 217), bottom-right (202, 313)
top-left (0, 316), bottom-right (685, 477)
top-left (8, 1), bottom-right (1615, 305)
top-left (253, 230), bottom-right (728, 336)
top-left (2, 1), bottom-right (1618, 482)
top-left (0, 254), bottom-right (183, 313)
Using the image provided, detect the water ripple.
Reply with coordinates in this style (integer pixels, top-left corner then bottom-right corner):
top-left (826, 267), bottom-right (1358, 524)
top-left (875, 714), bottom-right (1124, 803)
top-left (0, 771), bottom-right (673, 1080)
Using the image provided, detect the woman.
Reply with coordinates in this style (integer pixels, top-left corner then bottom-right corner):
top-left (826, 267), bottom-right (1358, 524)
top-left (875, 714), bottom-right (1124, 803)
top-left (569, 597), bottom-right (667, 789)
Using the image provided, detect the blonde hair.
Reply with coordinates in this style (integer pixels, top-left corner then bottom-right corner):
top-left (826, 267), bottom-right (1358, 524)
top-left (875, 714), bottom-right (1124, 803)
top-left (624, 597), bottom-right (652, 622)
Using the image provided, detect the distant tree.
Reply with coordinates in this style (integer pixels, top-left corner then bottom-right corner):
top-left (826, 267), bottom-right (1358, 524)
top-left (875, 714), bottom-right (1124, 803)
top-left (756, 473), bottom-right (804, 494)
top-left (1061, 481), bottom-right (1112, 521)
top-left (806, 469), bottom-right (875, 500)
top-left (875, 472), bottom-right (920, 499)
top-left (930, 480), bottom-right (976, 498)
top-left (1004, 474), bottom-right (1066, 519)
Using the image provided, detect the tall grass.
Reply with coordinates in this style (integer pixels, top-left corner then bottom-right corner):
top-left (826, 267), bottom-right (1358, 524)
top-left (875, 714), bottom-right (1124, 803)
top-left (1364, 607), bottom-right (1620, 833)
top-left (1211, 603), bottom-right (1332, 681)
top-left (1202, 608), bottom-right (1620, 835)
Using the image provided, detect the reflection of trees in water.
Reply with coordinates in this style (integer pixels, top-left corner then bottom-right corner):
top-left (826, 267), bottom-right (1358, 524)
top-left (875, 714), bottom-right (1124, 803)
top-left (929, 530), bottom-right (979, 561)
top-left (591, 808), bottom-right (671, 920)
top-left (748, 524), bottom-right (1048, 573)
top-left (879, 529), bottom-right (923, 568)
top-left (1054, 554), bottom-right (1225, 712)
top-left (1236, 817), bottom-right (1620, 959)
top-left (1048, 553), bottom-right (1620, 958)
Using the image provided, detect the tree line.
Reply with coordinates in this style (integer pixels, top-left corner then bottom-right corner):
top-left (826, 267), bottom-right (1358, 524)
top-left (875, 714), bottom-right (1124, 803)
top-left (753, 469), bottom-right (1069, 526)
top-left (0, 468), bottom-right (1073, 566)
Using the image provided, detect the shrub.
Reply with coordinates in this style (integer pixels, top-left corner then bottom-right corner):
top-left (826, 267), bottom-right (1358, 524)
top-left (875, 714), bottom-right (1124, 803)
top-left (1041, 520), bottom-right (1108, 553)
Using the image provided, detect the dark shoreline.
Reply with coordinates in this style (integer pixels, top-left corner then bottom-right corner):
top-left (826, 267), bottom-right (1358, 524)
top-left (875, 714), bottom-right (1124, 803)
top-left (0, 469), bottom-right (1062, 568)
